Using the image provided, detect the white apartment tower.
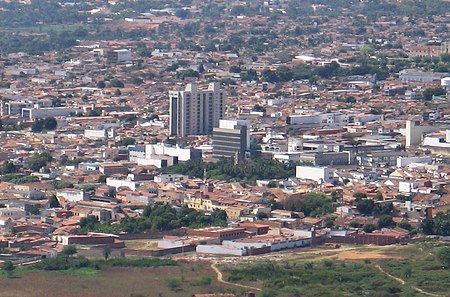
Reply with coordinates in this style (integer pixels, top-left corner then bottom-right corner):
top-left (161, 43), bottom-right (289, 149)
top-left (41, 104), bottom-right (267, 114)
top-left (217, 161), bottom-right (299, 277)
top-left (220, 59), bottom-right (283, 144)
top-left (169, 82), bottom-right (225, 137)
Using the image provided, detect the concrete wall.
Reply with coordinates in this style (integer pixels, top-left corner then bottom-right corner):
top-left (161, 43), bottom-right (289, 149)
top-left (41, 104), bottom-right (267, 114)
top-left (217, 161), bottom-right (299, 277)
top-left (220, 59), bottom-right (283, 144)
top-left (196, 244), bottom-right (246, 256)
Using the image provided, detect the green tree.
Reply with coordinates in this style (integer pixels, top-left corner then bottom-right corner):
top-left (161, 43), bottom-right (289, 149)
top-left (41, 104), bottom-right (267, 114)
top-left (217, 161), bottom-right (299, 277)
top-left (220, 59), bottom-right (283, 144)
top-left (103, 245), bottom-right (111, 261)
top-left (283, 192), bottom-right (333, 217)
top-left (356, 199), bottom-right (375, 215)
top-left (48, 195), bottom-right (60, 208)
top-left (353, 192), bottom-right (367, 199)
top-left (43, 117), bottom-right (57, 130)
top-left (363, 224), bottom-right (375, 233)
top-left (27, 151), bottom-right (52, 171)
top-left (349, 221), bottom-right (360, 228)
top-left (61, 245), bottom-right (77, 257)
top-left (397, 220), bottom-right (412, 231)
top-left (421, 218), bottom-right (434, 234)
top-left (423, 87), bottom-right (446, 101)
top-left (325, 217), bottom-right (336, 228)
top-left (110, 79), bottom-right (124, 88)
top-left (2, 260), bottom-right (15, 278)
top-left (0, 161), bottom-right (17, 174)
top-left (31, 119), bottom-right (44, 132)
top-left (436, 246), bottom-right (450, 268)
top-left (96, 80), bottom-right (106, 89)
top-left (378, 215), bottom-right (394, 229)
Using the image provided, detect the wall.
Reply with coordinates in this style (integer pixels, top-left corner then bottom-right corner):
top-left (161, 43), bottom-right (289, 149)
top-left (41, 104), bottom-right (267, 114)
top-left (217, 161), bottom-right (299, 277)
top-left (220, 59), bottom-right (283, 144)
top-left (196, 244), bottom-right (246, 256)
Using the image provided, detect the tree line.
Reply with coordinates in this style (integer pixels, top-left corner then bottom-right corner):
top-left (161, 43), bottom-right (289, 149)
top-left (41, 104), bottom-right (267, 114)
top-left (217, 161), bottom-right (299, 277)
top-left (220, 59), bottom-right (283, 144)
top-left (79, 203), bottom-right (228, 234)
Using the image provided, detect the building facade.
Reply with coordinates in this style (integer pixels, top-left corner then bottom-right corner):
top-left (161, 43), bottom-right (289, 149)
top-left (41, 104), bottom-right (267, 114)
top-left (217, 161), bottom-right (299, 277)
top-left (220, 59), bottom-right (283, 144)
top-left (212, 119), bottom-right (250, 160)
top-left (169, 82), bottom-right (225, 137)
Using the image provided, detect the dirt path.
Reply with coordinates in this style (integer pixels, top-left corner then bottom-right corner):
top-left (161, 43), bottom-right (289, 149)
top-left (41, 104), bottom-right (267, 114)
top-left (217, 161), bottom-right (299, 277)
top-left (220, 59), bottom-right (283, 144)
top-left (375, 265), bottom-right (444, 297)
top-left (210, 262), bottom-right (261, 292)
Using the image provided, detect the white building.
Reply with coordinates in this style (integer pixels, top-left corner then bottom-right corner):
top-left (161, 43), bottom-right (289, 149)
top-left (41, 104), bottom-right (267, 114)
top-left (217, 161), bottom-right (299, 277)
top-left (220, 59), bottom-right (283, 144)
top-left (84, 128), bottom-right (116, 140)
top-left (287, 112), bottom-right (349, 126)
top-left (196, 244), bottom-right (247, 256)
top-left (106, 178), bottom-right (139, 191)
top-left (397, 156), bottom-right (432, 168)
top-left (296, 166), bottom-right (333, 183)
top-left (169, 82), bottom-right (225, 137)
top-left (144, 143), bottom-right (200, 162)
top-left (398, 180), bottom-right (419, 193)
top-left (56, 189), bottom-right (89, 202)
top-left (22, 106), bottom-right (81, 119)
top-left (405, 120), bottom-right (439, 148)
top-left (106, 49), bottom-right (133, 63)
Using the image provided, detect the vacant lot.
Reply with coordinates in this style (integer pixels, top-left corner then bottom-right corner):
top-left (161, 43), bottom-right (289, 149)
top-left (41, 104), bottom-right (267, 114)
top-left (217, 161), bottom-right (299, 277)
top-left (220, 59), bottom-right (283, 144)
top-left (0, 262), bottom-right (236, 297)
top-left (220, 243), bottom-right (450, 297)
top-left (0, 243), bottom-right (447, 297)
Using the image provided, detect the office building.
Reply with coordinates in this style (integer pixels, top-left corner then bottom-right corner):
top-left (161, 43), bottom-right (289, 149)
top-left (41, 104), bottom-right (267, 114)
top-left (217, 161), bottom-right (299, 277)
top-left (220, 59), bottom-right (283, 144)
top-left (169, 82), bottom-right (225, 137)
top-left (213, 119), bottom-right (250, 160)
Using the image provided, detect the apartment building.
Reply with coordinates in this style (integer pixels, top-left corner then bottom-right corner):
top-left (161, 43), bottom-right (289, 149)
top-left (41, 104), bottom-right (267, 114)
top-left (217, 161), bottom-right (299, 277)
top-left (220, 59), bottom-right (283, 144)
top-left (169, 82), bottom-right (225, 137)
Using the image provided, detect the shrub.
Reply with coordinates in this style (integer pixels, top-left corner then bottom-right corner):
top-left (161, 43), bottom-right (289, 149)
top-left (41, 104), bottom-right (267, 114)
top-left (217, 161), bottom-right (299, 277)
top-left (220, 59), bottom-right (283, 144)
top-left (166, 277), bottom-right (181, 291)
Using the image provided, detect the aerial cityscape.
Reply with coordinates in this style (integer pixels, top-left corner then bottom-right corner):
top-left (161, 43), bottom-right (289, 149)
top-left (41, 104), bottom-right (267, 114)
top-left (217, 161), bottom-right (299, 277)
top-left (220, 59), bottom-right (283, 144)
top-left (0, 0), bottom-right (450, 296)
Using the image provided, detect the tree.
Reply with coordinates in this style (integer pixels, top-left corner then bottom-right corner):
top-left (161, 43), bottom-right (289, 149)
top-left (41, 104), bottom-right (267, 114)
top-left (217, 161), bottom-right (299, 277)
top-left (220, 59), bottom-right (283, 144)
top-left (353, 192), bottom-right (367, 199)
top-left (114, 89), bottom-right (122, 96)
top-left (0, 161), bottom-right (17, 174)
top-left (378, 215), bottom-right (394, 229)
top-left (267, 181), bottom-right (277, 188)
top-left (43, 117), bottom-right (57, 130)
top-left (79, 215), bottom-right (99, 229)
top-left (423, 87), bottom-right (446, 101)
top-left (103, 245), bottom-right (111, 261)
top-left (183, 69), bottom-right (199, 78)
top-left (229, 65), bottom-right (241, 73)
top-left (363, 224), bottom-right (375, 233)
top-left (2, 260), bottom-right (15, 278)
top-left (397, 220), bottom-right (412, 231)
top-left (325, 217), bottom-right (336, 228)
top-left (27, 151), bottom-right (52, 171)
top-left (210, 209), bottom-right (227, 226)
top-left (110, 79), bottom-right (124, 88)
top-left (98, 175), bottom-right (107, 183)
top-left (48, 195), bottom-right (60, 208)
top-left (96, 80), bottom-right (106, 89)
top-left (436, 246), bottom-right (450, 268)
top-left (31, 119), bottom-right (44, 132)
top-left (283, 192), bottom-right (334, 217)
top-left (257, 212), bottom-right (269, 220)
top-left (421, 211), bottom-right (450, 235)
top-left (349, 221), bottom-right (360, 228)
top-left (421, 218), bottom-right (435, 235)
top-left (356, 199), bottom-right (375, 215)
top-left (61, 245), bottom-right (77, 257)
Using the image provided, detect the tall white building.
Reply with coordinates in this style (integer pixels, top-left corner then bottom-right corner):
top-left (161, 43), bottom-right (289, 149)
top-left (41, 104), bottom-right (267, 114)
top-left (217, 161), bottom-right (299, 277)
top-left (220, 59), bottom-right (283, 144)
top-left (169, 82), bottom-right (225, 137)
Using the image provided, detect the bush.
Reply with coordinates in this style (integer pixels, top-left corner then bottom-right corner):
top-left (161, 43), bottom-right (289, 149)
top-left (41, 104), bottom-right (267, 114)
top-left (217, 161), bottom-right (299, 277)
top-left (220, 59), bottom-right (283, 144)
top-left (192, 275), bottom-right (212, 286)
top-left (37, 255), bottom-right (89, 271)
top-left (166, 277), bottom-right (181, 291)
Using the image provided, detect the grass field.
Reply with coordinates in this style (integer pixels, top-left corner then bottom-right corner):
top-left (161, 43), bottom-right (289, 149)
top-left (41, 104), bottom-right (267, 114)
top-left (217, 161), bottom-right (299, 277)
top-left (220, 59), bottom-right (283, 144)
top-left (220, 243), bottom-right (450, 297)
top-left (0, 243), bottom-right (448, 297)
top-left (0, 262), bottom-right (237, 297)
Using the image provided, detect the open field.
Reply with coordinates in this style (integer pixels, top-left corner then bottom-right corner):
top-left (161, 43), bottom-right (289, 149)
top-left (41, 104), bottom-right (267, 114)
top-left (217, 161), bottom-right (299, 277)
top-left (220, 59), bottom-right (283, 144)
top-left (0, 243), bottom-right (448, 297)
top-left (219, 243), bottom-right (450, 297)
top-left (0, 262), bottom-right (237, 297)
